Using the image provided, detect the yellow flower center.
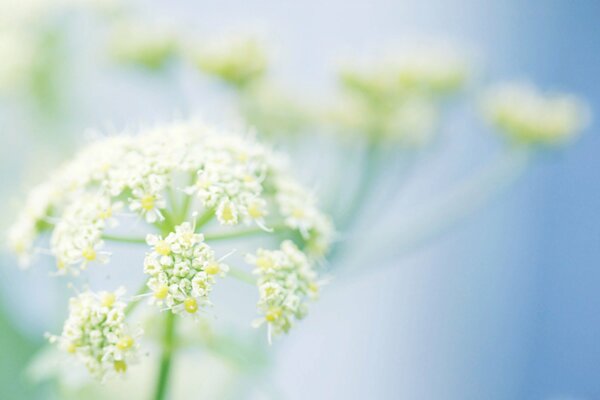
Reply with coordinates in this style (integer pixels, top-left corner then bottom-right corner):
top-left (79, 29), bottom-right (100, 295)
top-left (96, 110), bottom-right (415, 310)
top-left (82, 247), bottom-right (97, 261)
top-left (256, 256), bottom-right (273, 270)
top-left (184, 297), bottom-right (198, 314)
top-left (140, 195), bottom-right (155, 211)
top-left (292, 208), bottom-right (305, 219)
top-left (98, 207), bottom-right (112, 219)
top-left (67, 343), bottom-right (77, 354)
top-left (265, 308), bottom-right (282, 322)
top-left (116, 336), bottom-right (134, 351)
top-left (101, 293), bottom-right (116, 308)
top-left (205, 262), bottom-right (220, 275)
top-left (247, 202), bottom-right (264, 218)
top-left (154, 285), bottom-right (169, 300)
top-left (221, 203), bottom-right (235, 223)
top-left (155, 240), bottom-right (171, 256)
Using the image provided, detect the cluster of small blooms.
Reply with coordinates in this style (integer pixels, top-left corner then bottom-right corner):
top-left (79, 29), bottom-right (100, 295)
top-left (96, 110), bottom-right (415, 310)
top-left (50, 193), bottom-right (118, 274)
top-left (108, 19), bottom-right (177, 70)
top-left (144, 222), bottom-right (228, 315)
top-left (483, 82), bottom-right (590, 145)
top-left (274, 179), bottom-right (334, 257)
top-left (333, 46), bottom-right (466, 144)
top-left (189, 35), bottom-right (267, 88)
top-left (246, 240), bottom-right (320, 339)
top-left (9, 122), bottom-right (333, 272)
top-left (185, 134), bottom-right (272, 226)
top-left (48, 288), bottom-right (140, 381)
top-left (8, 182), bottom-right (60, 265)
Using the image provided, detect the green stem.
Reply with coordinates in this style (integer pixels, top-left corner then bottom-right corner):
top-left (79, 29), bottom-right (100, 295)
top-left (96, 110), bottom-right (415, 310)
top-left (228, 267), bottom-right (256, 285)
top-left (346, 146), bottom-right (533, 276)
top-left (195, 208), bottom-right (215, 230)
top-left (124, 280), bottom-right (149, 316)
top-left (102, 234), bottom-right (146, 244)
top-left (329, 138), bottom-right (381, 263)
top-left (338, 138), bottom-right (381, 229)
top-left (153, 312), bottom-right (177, 400)
top-left (204, 226), bottom-right (282, 242)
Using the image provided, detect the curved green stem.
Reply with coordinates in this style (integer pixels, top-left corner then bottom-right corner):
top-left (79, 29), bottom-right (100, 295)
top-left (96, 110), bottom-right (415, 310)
top-left (195, 208), bottom-right (215, 230)
top-left (102, 234), bottom-right (146, 244)
top-left (228, 267), bottom-right (256, 285)
top-left (346, 146), bottom-right (533, 276)
top-left (154, 312), bottom-right (177, 400)
top-left (338, 138), bottom-right (381, 229)
top-left (124, 280), bottom-right (149, 316)
top-left (204, 225), bottom-right (283, 242)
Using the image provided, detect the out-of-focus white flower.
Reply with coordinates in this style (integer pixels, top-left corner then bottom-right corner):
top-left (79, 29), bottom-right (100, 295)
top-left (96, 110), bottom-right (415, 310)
top-left (332, 45), bottom-right (468, 144)
top-left (108, 19), bottom-right (177, 70)
top-left (189, 35), bottom-right (268, 88)
top-left (0, 30), bottom-right (36, 92)
top-left (144, 222), bottom-right (228, 315)
top-left (246, 240), bottom-right (321, 340)
top-left (48, 288), bottom-right (141, 381)
top-left (483, 82), bottom-right (590, 145)
top-left (50, 193), bottom-right (118, 274)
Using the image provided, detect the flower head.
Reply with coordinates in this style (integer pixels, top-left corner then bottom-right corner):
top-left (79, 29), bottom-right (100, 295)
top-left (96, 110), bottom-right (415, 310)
top-left (190, 35), bottom-right (267, 88)
top-left (144, 222), bottom-right (228, 315)
top-left (48, 288), bottom-right (140, 381)
top-left (246, 240), bottom-right (321, 340)
top-left (483, 82), bottom-right (590, 145)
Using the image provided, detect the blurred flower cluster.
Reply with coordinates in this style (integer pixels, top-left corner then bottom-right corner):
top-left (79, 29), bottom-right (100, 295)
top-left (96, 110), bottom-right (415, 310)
top-left (1, 1), bottom-right (592, 399)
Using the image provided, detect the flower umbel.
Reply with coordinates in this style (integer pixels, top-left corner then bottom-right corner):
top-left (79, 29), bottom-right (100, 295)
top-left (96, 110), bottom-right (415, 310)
top-left (144, 222), bottom-right (228, 315)
top-left (483, 82), bottom-right (590, 145)
top-left (48, 288), bottom-right (140, 381)
top-left (247, 240), bottom-right (321, 340)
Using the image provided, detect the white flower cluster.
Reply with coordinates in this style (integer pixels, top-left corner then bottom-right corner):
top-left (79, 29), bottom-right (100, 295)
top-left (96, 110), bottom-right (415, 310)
top-left (190, 35), bottom-right (267, 88)
top-left (185, 134), bottom-right (270, 226)
top-left (50, 193), bottom-right (119, 274)
top-left (8, 122), bottom-right (333, 270)
top-left (275, 179), bottom-right (334, 257)
top-left (246, 240), bottom-right (320, 338)
top-left (144, 222), bottom-right (228, 315)
top-left (483, 82), bottom-right (590, 145)
top-left (333, 46), bottom-right (467, 144)
top-left (48, 288), bottom-right (139, 381)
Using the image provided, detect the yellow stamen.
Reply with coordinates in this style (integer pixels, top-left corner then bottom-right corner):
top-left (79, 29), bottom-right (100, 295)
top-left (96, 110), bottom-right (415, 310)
top-left (101, 292), bottom-right (116, 308)
top-left (265, 308), bottom-right (282, 322)
top-left (116, 336), bottom-right (134, 351)
top-left (154, 285), bottom-right (169, 300)
top-left (247, 202), bottom-right (263, 218)
top-left (256, 256), bottom-right (273, 270)
top-left (82, 247), bottom-right (96, 261)
top-left (184, 297), bottom-right (198, 314)
top-left (205, 262), bottom-right (220, 275)
top-left (155, 240), bottom-right (171, 256)
top-left (140, 195), bottom-right (155, 211)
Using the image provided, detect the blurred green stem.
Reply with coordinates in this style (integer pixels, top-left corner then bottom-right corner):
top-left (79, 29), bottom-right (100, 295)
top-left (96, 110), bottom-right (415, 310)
top-left (348, 146), bottom-right (533, 276)
top-left (154, 312), bottom-right (177, 400)
top-left (228, 267), bottom-right (256, 285)
top-left (329, 137), bottom-right (381, 262)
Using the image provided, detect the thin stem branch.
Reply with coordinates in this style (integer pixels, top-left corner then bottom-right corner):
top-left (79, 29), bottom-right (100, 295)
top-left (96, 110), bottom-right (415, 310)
top-left (345, 146), bottom-right (533, 276)
top-left (204, 226), bottom-right (280, 242)
top-left (195, 208), bottom-right (215, 230)
top-left (153, 312), bottom-right (177, 400)
top-left (228, 267), bottom-right (256, 285)
top-left (125, 280), bottom-right (149, 316)
top-left (102, 234), bottom-right (146, 244)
